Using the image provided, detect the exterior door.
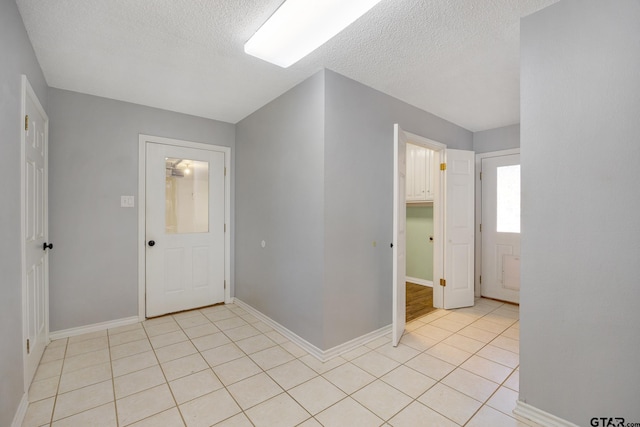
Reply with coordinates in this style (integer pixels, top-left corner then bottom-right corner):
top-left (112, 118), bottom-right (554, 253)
top-left (22, 75), bottom-right (49, 389)
top-left (392, 124), bottom-right (407, 346)
top-left (145, 142), bottom-right (225, 317)
top-left (441, 149), bottom-right (475, 309)
top-left (481, 154), bottom-right (521, 303)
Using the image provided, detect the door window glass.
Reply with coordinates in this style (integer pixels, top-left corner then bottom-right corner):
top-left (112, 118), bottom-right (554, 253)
top-left (496, 164), bottom-right (520, 233)
top-left (165, 158), bottom-right (209, 233)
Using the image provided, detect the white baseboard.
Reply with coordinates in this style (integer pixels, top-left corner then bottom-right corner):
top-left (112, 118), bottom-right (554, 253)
top-left (406, 277), bottom-right (433, 287)
top-left (233, 299), bottom-right (391, 362)
top-left (49, 316), bottom-right (140, 340)
top-left (514, 401), bottom-right (579, 427)
top-left (11, 393), bottom-right (28, 427)
top-left (322, 324), bottom-right (392, 361)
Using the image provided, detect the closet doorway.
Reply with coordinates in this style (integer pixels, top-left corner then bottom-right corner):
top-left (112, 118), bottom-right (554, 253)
top-left (392, 125), bottom-right (475, 346)
top-left (405, 141), bottom-right (437, 321)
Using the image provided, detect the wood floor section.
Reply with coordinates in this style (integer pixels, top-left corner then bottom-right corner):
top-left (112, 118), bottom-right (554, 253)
top-left (406, 282), bottom-right (435, 322)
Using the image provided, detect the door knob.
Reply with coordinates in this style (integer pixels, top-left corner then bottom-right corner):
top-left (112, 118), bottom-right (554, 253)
top-left (148, 240), bottom-right (155, 247)
top-left (43, 242), bottom-right (53, 250)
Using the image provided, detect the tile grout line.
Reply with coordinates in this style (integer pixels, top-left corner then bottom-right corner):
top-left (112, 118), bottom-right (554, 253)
top-left (142, 313), bottom-right (190, 427)
top-left (46, 337), bottom-right (68, 426)
top-left (106, 330), bottom-right (120, 427)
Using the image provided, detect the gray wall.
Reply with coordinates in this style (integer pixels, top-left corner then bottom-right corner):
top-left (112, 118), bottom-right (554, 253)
top-left (323, 70), bottom-right (472, 348)
top-left (48, 88), bottom-right (235, 331)
top-left (236, 69), bottom-right (472, 350)
top-left (473, 124), bottom-right (520, 153)
top-left (0, 0), bottom-right (48, 424)
top-left (520, 1), bottom-right (640, 424)
top-left (235, 71), bottom-right (326, 347)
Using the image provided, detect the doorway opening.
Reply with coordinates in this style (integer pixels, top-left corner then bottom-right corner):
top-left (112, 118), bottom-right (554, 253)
top-left (393, 125), bottom-right (476, 346)
top-left (405, 140), bottom-right (440, 321)
top-left (403, 132), bottom-right (445, 303)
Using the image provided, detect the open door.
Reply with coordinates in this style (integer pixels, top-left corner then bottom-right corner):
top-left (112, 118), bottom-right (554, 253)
top-left (22, 75), bottom-right (49, 391)
top-left (441, 149), bottom-right (475, 309)
top-left (392, 124), bottom-right (407, 346)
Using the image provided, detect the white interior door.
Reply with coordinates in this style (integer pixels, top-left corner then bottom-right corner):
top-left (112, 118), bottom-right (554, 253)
top-left (22, 75), bottom-right (49, 389)
top-left (392, 124), bottom-right (407, 346)
top-left (481, 154), bottom-right (521, 303)
top-left (442, 149), bottom-right (475, 309)
top-left (146, 142), bottom-right (225, 317)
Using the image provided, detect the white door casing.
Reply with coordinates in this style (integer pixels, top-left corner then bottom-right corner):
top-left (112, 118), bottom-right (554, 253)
top-left (481, 153), bottom-right (521, 303)
top-left (392, 124), bottom-right (407, 346)
top-left (442, 149), bottom-right (476, 309)
top-left (141, 136), bottom-right (230, 318)
top-left (21, 75), bottom-right (49, 391)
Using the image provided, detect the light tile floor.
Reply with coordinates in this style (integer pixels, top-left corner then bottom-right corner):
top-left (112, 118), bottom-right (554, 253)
top-left (23, 298), bottom-right (540, 427)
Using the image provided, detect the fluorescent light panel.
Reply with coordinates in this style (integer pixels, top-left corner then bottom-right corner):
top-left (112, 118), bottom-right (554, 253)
top-left (244, 0), bottom-right (383, 68)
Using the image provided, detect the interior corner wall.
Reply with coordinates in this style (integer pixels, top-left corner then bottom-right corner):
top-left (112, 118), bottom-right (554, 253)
top-left (48, 88), bottom-right (235, 332)
top-left (322, 70), bottom-right (472, 348)
top-left (520, 1), bottom-right (640, 424)
top-left (0, 1), bottom-right (49, 424)
top-left (235, 71), bottom-right (326, 348)
top-left (473, 124), bottom-right (520, 153)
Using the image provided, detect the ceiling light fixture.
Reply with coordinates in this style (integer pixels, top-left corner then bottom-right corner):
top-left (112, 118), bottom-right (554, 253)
top-left (244, 0), bottom-right (383, 68)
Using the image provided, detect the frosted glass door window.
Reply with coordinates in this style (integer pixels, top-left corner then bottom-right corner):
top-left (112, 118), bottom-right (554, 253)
top-left (165, 158), bottom-right (209, 233)
top-left (496, 164), bottom-right (520, 233)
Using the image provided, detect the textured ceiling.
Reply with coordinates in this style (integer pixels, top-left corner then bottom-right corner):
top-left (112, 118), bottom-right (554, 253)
top-left (16, 0), bottom-right (558, 132)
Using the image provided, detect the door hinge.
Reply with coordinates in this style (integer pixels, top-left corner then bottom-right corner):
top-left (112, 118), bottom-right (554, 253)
top-left (224, 224), bottom-right (226, 233)
top-left (25, 115), bottom-right (29, 131)
top-left (480, 223), bottom-right (482, 232)
top-left (439, 278), bottom-right (446, 287)
top-left (480, 275), bottom-right (482, 284)
top-left (480, 172), bottom-right (482, 180)
top-left (440, 163), bottom-right (446, 171)
top-left (224, 167), bottom-right (227, 177)
top-left (26, 338), bottom-right (30, 354)
top-left (224, 280), bottom-right (226, 289)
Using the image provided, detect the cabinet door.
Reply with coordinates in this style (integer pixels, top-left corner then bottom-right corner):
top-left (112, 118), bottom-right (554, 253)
top-left (425, 148), bottom-right (434, 201)
top-left (414, 146), bottom-right (427, 199)
top-left (407, 143), bottom-right (432, 202)
top-left (406, 144), bottom-right (418, 201)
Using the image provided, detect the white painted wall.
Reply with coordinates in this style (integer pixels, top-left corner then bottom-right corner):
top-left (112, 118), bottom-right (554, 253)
top-left (520, 0), bottom-right (640, 424)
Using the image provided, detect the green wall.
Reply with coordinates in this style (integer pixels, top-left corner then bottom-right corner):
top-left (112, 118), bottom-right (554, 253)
top-left (406, 205), bottom-right (434, 282)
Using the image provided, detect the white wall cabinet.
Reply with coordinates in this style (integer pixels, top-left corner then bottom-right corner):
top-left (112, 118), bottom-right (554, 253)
top-left (406, 143), bottom-right (434, 202)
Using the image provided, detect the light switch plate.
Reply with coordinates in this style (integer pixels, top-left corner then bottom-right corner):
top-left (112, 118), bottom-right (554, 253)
top-left (121, 195), bottom-right (135, 208)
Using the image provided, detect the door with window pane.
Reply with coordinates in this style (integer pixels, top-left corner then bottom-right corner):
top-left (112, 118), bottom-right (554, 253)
top-left (146, 142), bottom-right (225, 317)
top-left (481, 154), bottom-right (521, 303)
